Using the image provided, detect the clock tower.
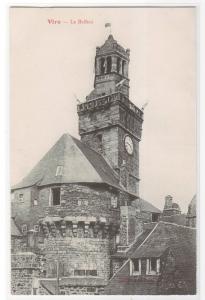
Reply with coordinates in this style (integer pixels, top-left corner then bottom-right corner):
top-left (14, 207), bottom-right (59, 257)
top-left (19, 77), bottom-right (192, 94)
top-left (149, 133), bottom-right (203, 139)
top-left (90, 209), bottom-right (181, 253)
top-left (77, 34), bottom-right (143, 196)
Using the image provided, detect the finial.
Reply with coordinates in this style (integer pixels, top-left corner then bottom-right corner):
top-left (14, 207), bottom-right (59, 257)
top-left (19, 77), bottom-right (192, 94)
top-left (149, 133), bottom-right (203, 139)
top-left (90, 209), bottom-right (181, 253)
top-left (105, 22), bottom-right (111, 35)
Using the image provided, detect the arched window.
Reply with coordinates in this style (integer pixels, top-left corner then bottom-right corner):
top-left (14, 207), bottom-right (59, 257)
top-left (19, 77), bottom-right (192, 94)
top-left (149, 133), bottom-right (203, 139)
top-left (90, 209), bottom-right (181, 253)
top-left (117, 57), bottom-right (121, 73)
top-left (106, 56), bottom-right (112, 73)
top-left (100, 58), bottom-right (105, 74)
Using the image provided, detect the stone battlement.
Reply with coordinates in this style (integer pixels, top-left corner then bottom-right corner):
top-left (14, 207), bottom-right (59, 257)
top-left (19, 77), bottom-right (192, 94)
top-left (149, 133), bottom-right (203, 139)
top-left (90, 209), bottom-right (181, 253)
top-left (77, 92), bottom-right (143, 120)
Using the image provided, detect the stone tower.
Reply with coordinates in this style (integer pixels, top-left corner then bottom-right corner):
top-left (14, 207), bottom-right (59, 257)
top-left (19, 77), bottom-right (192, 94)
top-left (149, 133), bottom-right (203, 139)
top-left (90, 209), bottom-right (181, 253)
top-left (78, 34), bottom-right (144, 195)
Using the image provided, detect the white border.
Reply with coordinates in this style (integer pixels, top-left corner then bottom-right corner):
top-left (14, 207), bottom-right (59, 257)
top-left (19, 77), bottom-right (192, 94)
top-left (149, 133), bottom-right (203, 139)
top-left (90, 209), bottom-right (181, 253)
top-left (0, 1), bottom-right (203, 300)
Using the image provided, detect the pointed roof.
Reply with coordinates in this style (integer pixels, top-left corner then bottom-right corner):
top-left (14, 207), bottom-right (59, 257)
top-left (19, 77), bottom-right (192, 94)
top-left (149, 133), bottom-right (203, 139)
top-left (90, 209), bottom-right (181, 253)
top-left (96, 34), bottom-right (130, 58)
top-left (12, 133), bottom-right (122, 191)
top-left (135, 198), bottom-right (161, 213)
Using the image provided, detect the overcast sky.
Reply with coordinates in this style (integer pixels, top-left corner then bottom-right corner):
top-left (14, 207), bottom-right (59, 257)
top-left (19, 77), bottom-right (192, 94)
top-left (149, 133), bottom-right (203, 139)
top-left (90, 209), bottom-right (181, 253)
top-left (10, 7), bottom-right (196, 212)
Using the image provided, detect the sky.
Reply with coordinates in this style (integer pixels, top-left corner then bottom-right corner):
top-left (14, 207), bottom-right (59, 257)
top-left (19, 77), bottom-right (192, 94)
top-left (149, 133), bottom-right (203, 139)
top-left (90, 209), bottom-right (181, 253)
top-left (10, 7), bottom-right (196, 212)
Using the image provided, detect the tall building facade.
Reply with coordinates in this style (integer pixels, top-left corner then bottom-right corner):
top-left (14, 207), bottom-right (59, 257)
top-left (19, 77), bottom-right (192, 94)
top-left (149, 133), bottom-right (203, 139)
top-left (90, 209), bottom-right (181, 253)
top-left (78, 34), bottom-right (143, 195)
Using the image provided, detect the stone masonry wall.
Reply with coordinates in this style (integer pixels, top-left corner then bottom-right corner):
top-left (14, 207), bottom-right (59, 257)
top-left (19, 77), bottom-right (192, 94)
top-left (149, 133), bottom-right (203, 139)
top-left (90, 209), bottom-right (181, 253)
top-left (39, 236), bottom-right (111, 281)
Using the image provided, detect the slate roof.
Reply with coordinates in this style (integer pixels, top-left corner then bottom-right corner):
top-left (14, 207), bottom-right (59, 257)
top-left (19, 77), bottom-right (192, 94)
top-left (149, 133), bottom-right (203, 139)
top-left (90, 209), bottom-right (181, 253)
top-left (160, 214), bottom-right (187, 226)
top-left (11, 218), bottom-right (22, 237)
top-left (112, 223), bottom-right (156, 258)
top-left (136, 198), bottom-right (161, 213)
top-left (130, 221), bottom-right (196, 259)
top-left (105, 222), bottom-right (196, 295)
top-left (12, 133), bottom-right (122, 191)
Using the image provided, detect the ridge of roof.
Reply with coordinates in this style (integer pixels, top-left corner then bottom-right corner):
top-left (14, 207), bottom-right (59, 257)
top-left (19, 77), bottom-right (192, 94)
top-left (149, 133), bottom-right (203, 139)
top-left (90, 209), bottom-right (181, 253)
top-left (138, 198), bottom-right (161, 213)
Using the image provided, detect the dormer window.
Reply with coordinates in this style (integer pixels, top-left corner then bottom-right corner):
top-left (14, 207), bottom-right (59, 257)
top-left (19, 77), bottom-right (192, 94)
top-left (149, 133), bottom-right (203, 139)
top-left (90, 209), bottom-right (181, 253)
top-left (56, 166), bottom-right (63, 176)
top-left (22, 224), bottom-right (27, 234)
top-left (146, 258), bottom-right (160, 275)
top-left (130, 259), bottom-right (141, 275)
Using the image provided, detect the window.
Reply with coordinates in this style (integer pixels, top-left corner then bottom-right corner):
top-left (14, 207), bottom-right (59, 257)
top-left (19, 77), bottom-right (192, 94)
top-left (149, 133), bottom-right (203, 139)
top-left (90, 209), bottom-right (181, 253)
top-left (50, 187), bottom-right (61, 206)
top-left (34, 225), bottom-right (39, 232)
top-left (74, 270), bottom-right (85, 276)
top-left (34, 199), bottom-right (38, 206)
top-left (22, 224), bottom-right (27, 234)
top-left (106, 56), bottom-right (112, 73)
top-left (122, 60), bottom-right (126, 76)
top-left (74, 270), bottom-right (97, 277)
top-left (117, 57), bottom-right (121, 73)
top-left (19, 193), bottom-right (24, 202)
top-left (146, 258), bottom-right (160, 275)
top-left (56, 166), bottom-right (63, 176)
top-left (86, 270), bottom-right (97, 277)
top-left (130, 259), bottom-right (141, 275)
top-left (111, 196), bottom-right (118, 208)
top-left (96, 134), bottom-right (102, 152)
top-left (32, 288), bottom-right (38, 295)
top-left (116, 234), bottom-right (120, 245)
top-left (100, 57), bottom-right (105, 74)
top-left (152, 213), bottom-right (159, 222)
top-left (87, 287), bottom-right (96, 293)
top-left (77, 199), bottom-right (88, 206)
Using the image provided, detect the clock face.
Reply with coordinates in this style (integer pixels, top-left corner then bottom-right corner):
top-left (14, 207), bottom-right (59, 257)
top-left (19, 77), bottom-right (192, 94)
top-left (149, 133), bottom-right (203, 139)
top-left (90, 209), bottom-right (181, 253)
top-left (124, 135), bottom-right (134, 155)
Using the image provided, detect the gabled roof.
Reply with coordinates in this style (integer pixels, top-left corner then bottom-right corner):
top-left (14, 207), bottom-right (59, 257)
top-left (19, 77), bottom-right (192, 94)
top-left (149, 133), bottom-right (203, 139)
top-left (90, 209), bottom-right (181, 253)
top-left (130, 221), bottom-right (196, 259)
top-left (11, 218), bottom-right (22, 237)
top-left (12, 133), bottom-right (122, 191)
top-left (136, 198), bottom-right (161, 213)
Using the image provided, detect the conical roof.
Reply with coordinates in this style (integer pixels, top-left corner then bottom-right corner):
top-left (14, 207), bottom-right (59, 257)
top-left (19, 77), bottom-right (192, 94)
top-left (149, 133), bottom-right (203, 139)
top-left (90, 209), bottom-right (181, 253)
top-left (12, 133), bottom-right (122, 191)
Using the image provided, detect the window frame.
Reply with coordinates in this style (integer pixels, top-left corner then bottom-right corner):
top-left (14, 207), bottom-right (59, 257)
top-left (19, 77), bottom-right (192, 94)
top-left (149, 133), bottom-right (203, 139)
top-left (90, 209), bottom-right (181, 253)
top-left (73, 269), bottom-right (98, 277)
top-left (146, 258), bottom-right (160, 275)
top-left (55, 165), bottom-right (63, 176)
top-left (111, 196), bottom-right (118, 208)
top-left (49, 187), bottom-right (61, 206)
top-left (22, 224), bottom-right (27, 234)
top-left (130, 259), bottom-right (141, 276)
top-left (19, 193), bottom-right (24, 203)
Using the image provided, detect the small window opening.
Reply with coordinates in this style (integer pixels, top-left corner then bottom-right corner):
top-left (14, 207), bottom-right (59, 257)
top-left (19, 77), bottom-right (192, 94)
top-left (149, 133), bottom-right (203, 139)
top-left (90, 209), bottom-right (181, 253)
top-left (56, 166), bottom-right (63, 176)
top-left (106, 56), bottom-right (112, 73)
top-left (122, 60), bottom-right (126, 76)
top-left (22, 224), bottom-right (27, 234)
top-left (19, 194), bottom-right (24, 202)
top-left (133, 259), bottom-right (139, 272)
top-left (111, 196), bottom-right (118, 208)
top-left (150, 258), bottom-right (157, 271)
top-left (152, 213), bottom-right (159, 222)
top-left (51, 187), bottom-right (61, 206)
top-left (117, 57), bottom-right (121, 73)
top-left (100, 58), bottom-right (105, 74)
